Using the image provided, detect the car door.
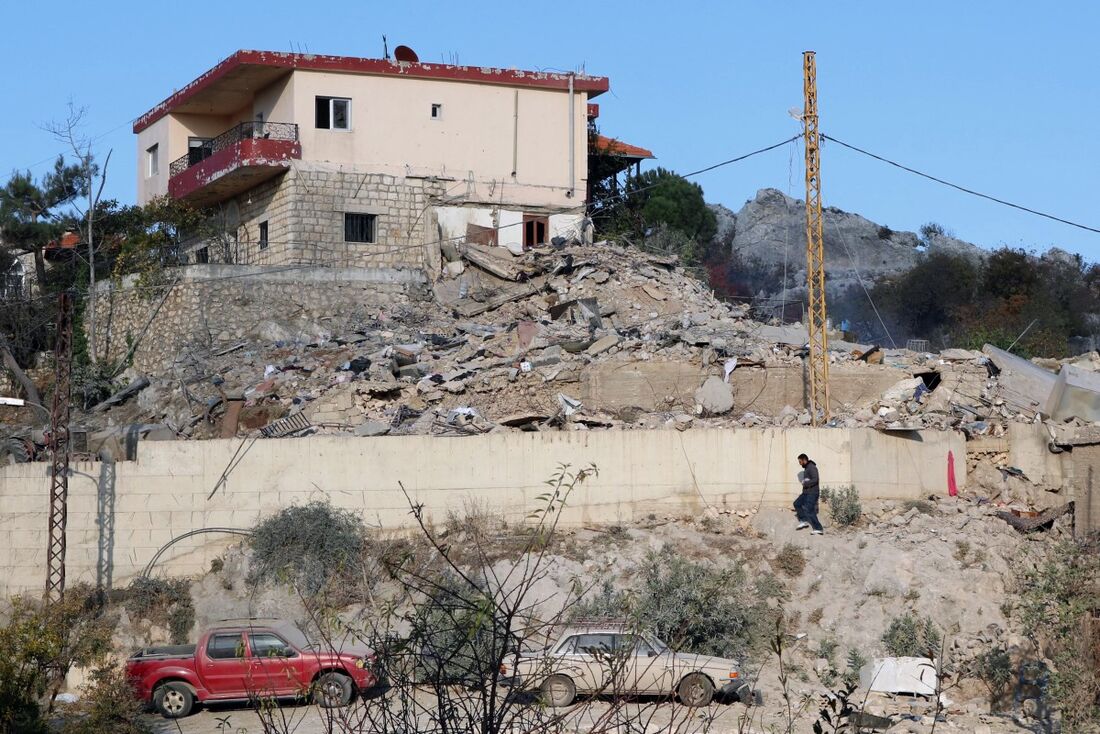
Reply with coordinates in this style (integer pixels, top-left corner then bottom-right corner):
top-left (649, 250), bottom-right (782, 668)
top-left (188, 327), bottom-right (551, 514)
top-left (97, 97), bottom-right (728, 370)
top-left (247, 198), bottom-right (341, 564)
top-left (201, 632), bottom-right (249, 698)
top-left (554, 633), bottom-right (613, 695)
top-left (616, 634), bottom-right (666, 695)
top-left (248, 632), bottom-right (307, 697)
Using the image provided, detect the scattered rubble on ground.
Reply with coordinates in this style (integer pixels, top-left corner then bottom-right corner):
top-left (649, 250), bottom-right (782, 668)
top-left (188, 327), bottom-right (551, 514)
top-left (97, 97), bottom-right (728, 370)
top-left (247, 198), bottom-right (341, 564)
top-left (13, 237), bottom-right (1100, 474)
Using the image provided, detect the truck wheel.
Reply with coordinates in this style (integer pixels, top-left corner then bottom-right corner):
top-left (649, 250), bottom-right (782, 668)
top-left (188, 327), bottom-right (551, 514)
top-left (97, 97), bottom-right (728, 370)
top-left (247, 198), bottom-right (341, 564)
top-left (678, 673), bottom-right (714, 707)
top-left (314, 671), bottom-right (353, 708)
top-left (0, 439), bottom-right (31, 465)
top-left (153, 682), bottom-right (194, 718)
top-left (540, 674), bottom-right (576, 707)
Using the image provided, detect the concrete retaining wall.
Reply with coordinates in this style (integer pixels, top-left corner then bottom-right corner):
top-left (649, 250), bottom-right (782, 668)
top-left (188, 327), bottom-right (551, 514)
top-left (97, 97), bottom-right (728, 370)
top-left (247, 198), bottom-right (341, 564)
top-left (0, 428), bottom-right (965, 597)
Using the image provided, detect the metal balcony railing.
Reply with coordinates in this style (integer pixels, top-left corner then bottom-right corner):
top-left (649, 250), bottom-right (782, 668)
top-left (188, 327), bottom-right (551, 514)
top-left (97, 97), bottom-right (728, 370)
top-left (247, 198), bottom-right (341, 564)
top-left (169, 121), bottom-right (299, 177)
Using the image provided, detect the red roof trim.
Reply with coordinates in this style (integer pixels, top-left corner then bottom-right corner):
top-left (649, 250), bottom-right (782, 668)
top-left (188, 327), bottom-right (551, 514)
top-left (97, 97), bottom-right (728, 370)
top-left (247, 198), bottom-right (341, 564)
top-left (135, 50), bottom-right (610, 133)
top-left (594, 135), bottom-right (654, 160)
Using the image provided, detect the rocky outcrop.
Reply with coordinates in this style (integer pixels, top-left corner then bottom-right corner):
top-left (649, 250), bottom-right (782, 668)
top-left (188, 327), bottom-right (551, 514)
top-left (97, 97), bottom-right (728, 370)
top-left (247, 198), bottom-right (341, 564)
top-left (712, 189), bottom-right (987, 298)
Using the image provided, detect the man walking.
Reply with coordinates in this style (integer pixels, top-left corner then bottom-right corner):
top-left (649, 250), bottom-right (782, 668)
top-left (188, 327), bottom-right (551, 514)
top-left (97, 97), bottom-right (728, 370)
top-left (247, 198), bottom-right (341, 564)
top-left (795, 453), bottom-right (824, 535)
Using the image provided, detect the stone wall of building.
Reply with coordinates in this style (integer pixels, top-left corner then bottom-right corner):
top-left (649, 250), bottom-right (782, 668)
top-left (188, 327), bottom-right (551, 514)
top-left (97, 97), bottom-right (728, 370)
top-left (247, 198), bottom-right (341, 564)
top-left (90, 265), bottom-right (429, 375)
top-left (187, 165), bottom-right (448, 272)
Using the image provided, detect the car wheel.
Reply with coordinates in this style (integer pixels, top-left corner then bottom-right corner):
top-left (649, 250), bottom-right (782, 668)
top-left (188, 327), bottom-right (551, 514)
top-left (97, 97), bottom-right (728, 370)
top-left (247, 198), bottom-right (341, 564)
top-left (0, 439), bottom-right (31, 465)
top-left (153, 682), bottom-right (194, 718)
top-left (314, 671), bottom-right (354, 708)
top-left (678, 673), bottom-right (714, 707)
top-left (540, 674), bottom-right (576, 707)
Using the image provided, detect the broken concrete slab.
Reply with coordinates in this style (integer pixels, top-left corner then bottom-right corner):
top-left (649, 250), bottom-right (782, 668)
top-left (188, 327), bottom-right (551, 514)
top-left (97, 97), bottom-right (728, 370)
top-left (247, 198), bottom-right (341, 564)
top-left (586, 334), bottom-right (620, 357)
top-left (580, 361), bottom-right (701, 412)
top-left (353, 420), bottom-right (391, 437)
top-left (983, 344), bottom-right (1057, 416)
top-left (1045, 363), bottom-right (1100, 422)
top-left (694, 376), bottom-right (734, 415)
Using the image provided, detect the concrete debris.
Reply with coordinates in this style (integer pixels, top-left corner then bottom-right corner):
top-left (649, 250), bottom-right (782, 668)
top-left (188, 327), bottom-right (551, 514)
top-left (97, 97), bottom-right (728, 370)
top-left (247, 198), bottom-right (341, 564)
top-left (860, 657), bottom-right (938, 697)
top-left (43, 236), bottom-right (1100, 446)
top-left (694, 376), bottom-right (734, 415)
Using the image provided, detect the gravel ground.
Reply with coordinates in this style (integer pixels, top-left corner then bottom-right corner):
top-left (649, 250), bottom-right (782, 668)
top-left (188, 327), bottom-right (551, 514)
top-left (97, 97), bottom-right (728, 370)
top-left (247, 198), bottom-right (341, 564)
top-left (144, 688), bottom-right (1029, 733)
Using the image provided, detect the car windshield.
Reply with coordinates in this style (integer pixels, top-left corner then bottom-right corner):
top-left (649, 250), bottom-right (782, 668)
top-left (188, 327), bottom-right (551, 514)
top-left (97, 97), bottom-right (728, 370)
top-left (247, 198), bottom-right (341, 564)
top-left (648, 635), bottom-right (669, 654)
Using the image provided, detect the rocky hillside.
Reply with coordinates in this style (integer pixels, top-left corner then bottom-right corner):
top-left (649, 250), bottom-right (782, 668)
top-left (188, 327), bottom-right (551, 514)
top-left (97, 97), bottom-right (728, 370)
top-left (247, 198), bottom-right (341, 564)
top-left (710, 189), bottom-right (986, 303)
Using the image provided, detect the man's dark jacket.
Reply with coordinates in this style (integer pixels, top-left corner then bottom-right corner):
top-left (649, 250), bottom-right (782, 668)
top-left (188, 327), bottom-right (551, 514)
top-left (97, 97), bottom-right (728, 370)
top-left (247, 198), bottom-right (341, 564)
top-left (801, 460), bottom-right (820, 492)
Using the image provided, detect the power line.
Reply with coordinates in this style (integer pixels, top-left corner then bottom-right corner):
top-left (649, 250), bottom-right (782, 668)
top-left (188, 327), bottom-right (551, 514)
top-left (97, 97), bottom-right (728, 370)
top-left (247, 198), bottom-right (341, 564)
top-left (821, 133), bottom-right (1100, 236)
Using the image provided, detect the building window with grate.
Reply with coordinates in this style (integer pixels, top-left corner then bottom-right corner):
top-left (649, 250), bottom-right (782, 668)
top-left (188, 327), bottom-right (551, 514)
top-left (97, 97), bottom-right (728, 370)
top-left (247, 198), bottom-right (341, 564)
top-left (316, 96), bottom-right (351, 130)
top-left (258, 221), bottom-right (268, 250)
top-left (523, 214), bottom-right (549, 249)
top-left (195, 247), bottom-right (209, 264)
top-left (344, 213), bottom-right (377, 243)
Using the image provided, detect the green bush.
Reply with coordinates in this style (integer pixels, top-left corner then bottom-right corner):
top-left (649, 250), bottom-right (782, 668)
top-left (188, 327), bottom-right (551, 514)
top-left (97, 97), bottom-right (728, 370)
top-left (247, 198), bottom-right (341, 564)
top-left (248, 500), bottom-right (367, 596)
top-left (123, 577), bottom-right (194, 644)
top-left (827, 486), bottom-right (862, 527)
top-left (0, 586), bottom-right (119, 734)
top-left (60, 663), bottom-right (150, 734)
top-left (409, 573), bottom-right (509, 685)
top-left (971, 646), bottom-right (1014, 712)
top-left (1015, 539), bottom-right (1100, 727)
top-left (881, 613), bottom-right (941, 658)
top-left (572, 546), bottom-right (778, 660)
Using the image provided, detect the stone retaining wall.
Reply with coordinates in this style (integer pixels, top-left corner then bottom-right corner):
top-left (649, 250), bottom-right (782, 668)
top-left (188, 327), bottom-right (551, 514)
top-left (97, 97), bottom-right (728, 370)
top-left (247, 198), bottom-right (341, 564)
top-left (89, 265), bottom-right (429, 374)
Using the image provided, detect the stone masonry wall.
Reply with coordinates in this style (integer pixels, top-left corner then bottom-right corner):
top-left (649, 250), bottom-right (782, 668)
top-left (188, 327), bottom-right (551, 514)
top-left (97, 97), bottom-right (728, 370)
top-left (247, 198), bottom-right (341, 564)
top-left (187, 165), bottom-right (448, 271)
top-left (90, 265), bottom-right (429, 375)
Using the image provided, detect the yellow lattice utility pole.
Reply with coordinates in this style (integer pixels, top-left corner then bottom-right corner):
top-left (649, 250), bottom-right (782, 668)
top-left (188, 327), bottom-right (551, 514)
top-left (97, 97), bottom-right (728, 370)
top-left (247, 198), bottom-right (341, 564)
top-left (803, 51), bottom-right (830, 424)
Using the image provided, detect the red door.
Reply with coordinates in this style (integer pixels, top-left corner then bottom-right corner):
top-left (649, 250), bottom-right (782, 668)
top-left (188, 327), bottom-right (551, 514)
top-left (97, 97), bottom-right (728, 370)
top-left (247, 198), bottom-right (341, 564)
top-left (201, 633), bottom-right (250, 698)
top-left (247, 632), bottom-right (309, 697)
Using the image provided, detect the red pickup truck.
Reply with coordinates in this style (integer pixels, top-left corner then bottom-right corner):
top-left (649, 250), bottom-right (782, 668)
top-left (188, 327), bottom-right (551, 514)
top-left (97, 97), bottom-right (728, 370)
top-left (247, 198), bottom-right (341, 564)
top-left (126, 618), bottom-right (377, 718)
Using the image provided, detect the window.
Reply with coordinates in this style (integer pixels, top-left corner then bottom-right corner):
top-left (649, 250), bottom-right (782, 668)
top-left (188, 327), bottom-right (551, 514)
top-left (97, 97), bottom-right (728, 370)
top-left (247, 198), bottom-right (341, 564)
top-left (188, 138), bottom-right (213, 166)
top-left (563, 633), bottom-right (615, 656)
top-left (618, 635), bottom-right (654, 656)
top-left (207, 633), bottom-right (244, 659)
top-left (431, 103), bottom-right (443, 120)
top-left (195, 247), bottom-right (209, 264)
top-left (146, 144), bottom-right (159, 177)
top-left (258, 221), bottom-right (269, 250)
top-left (344, 213), bottom-right (377, 243)
top-left (316, 96), bottom-right (351, 130)
top-left (249, 633), bottom-right (297, 658)
top-left (523, 214), bottom-right (549, 249)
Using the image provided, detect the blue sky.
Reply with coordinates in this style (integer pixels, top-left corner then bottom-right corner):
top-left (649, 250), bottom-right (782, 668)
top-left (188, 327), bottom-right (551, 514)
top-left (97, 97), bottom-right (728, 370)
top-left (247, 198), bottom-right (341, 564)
top-left (2, 1), bottom-right (1097, 258)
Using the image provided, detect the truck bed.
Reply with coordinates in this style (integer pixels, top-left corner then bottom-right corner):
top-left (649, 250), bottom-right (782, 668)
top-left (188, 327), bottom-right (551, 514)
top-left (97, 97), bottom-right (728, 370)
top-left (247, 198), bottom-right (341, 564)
top-left (130, 644), bottom-right (196, 660)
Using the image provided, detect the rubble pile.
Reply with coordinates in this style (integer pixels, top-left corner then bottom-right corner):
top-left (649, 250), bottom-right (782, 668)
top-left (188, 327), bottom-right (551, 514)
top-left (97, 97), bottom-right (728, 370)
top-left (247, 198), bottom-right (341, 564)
top-left (40, 237), bottom-right (1100, 449)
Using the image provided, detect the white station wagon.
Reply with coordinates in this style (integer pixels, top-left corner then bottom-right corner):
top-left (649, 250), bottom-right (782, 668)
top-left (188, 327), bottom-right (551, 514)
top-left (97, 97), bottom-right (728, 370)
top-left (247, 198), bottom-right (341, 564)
top-left (506, 623), bottom-right (757, 708)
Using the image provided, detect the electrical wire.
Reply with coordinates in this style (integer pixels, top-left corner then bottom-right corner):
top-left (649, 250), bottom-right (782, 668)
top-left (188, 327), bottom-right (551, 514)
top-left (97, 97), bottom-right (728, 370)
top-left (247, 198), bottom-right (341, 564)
top-left (822, 133), bottom-right (1100, 236)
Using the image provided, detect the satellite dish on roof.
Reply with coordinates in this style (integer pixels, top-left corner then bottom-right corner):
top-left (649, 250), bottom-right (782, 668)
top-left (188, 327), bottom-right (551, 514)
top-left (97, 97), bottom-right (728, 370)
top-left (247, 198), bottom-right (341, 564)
top-left (394, 45), bottom-right (419, 63)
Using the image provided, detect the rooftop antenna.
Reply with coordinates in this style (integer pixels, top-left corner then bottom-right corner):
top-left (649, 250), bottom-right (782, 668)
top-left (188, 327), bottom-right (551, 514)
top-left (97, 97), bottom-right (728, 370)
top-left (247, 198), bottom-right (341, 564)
top-left (382, 35), bottom-right (390, 60)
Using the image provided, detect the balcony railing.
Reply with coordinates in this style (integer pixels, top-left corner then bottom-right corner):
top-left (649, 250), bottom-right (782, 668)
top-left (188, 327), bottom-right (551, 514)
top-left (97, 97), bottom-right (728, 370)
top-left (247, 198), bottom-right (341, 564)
top-left (169, 121), bottom-right (299, 177)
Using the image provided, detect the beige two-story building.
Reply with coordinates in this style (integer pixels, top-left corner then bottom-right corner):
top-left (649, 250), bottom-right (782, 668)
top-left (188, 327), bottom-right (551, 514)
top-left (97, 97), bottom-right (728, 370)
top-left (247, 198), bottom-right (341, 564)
top-left (134, 48), bottom-right (651, 271)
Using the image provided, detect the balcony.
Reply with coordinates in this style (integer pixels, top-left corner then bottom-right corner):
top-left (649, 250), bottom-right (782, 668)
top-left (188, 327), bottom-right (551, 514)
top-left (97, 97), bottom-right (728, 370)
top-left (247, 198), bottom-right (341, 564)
top-left (168, 121), bottom-right (301, 206)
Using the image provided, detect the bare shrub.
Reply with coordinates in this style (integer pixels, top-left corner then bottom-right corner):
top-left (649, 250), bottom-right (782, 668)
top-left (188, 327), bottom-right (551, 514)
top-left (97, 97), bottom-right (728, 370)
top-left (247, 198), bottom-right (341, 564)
top-left (774, 543), bottom-right (806, 577)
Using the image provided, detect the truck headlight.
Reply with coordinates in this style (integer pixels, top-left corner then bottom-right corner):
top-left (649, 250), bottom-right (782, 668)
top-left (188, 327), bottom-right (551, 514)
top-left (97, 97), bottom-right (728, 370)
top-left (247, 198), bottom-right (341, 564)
top-left (355, 658), bottom-right (366, 669)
